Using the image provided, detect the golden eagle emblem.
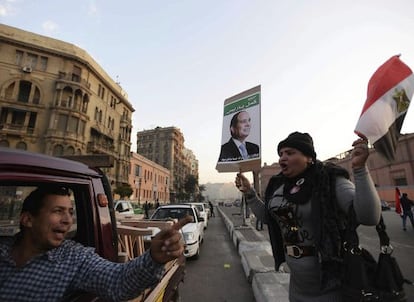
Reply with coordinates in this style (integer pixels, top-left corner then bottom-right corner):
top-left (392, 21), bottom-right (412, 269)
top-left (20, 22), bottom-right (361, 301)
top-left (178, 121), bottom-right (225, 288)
top-left (393, 88), bottom-right (410, 113)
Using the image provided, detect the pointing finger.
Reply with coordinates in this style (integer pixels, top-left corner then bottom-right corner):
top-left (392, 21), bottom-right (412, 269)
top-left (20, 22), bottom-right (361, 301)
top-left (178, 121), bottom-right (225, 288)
top-left (172, 215), bottom-right (193, 231)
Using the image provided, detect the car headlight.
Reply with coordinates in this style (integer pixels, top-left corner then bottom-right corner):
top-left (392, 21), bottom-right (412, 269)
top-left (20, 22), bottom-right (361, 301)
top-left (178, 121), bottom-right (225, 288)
top-left (183, 232), bottom-right (195, 241)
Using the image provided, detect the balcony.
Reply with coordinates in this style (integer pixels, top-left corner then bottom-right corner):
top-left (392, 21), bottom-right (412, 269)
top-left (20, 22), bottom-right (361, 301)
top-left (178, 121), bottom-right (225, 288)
top-left (0, 123), bottom-right (35, 136)
top-left (120, 116), bottom-right (132, 127)
top-left (56, 72), bottom-right (91, 90)
top-left (87, 141), bottom-right (116, 155)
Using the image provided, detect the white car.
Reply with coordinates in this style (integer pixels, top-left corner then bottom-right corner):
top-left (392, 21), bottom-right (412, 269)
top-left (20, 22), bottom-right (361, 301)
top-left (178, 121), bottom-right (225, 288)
top-left (114, 200), bottom-right (134, 216)
top-left (185, 202), bottom-right (208, 229)
top-left (150, 204), bottom-right (204, 259)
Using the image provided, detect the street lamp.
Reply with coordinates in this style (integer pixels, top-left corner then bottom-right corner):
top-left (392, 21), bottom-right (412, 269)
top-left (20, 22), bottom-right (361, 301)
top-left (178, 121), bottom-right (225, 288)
top-left (135, 177), bottom-right (142, 204)
top-left (138, 178), bottom-right (142, 203)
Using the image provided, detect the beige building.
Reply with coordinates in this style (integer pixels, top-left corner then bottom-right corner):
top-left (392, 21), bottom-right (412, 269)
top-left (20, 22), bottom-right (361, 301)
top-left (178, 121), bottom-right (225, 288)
top-left (129, 152), bottom-right (170, 205)
top-left (0, 24), bottom-right (134, 188)
top-left (136, 126), bottom-right (198, 201)
top-left (183, 148), bottom-right (199, 177)
top-left (258, 133), bottom-right (414, 203)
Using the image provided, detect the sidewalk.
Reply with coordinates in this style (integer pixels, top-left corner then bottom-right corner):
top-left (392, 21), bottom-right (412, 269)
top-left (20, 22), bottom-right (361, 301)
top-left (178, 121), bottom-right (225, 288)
top-left (217, 205), bottom-right (290, 302)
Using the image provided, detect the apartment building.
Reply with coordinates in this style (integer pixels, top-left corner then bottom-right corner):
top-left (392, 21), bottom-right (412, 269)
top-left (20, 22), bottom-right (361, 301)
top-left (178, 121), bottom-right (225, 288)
top-left (0, 24), bottom-right (134, 186)
top-left (136, 126), bottom-right (198, 201)
top-left (0, 24), bottom-right (134, 188)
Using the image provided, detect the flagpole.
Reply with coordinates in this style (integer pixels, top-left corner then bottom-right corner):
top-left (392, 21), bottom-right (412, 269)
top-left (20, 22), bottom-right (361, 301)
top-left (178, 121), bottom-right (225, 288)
top-left (239, 168), bottom-right (248, 226)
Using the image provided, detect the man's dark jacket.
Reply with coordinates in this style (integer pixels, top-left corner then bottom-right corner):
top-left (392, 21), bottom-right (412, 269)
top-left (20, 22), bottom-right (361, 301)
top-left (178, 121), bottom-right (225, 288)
top-left (218, 139), bottom-right (259, 161)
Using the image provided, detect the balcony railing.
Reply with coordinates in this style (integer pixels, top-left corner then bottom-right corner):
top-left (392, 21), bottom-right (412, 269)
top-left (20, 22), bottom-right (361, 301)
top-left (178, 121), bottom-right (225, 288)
top-left (0, 123), bottom-right (35, 135)
top-left (87, 141), bottom-right (116, 155)
top-left (57, 72), bottom-right (91, 89)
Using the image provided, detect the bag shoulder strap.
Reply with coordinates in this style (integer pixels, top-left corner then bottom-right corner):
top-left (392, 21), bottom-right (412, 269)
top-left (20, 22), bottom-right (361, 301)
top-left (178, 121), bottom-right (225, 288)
top-left (344, 205), bottom-right (390, 252)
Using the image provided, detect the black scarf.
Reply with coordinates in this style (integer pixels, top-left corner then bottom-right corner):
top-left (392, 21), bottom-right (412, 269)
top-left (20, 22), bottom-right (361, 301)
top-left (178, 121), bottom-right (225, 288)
top-left (264, 161), bottom-right (350, 291)
top-left (282, 166), bottom-right (314, 205)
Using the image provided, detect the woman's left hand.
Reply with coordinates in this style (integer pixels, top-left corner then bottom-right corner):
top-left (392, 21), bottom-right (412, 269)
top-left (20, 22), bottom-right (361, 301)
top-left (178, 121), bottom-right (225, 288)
top-left (351, 137), bottom-right (369, 169)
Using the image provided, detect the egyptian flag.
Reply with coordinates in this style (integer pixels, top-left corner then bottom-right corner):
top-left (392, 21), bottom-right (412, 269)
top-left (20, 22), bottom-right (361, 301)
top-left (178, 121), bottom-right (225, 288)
top-left (355, 55), bottom-right (414, 162)
top-left (395, 187), bottom-right (402, 215)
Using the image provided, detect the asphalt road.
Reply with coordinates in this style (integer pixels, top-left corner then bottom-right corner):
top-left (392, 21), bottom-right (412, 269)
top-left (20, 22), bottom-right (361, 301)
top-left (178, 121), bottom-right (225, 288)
top-left (180, 214), bottom-right (255, 302)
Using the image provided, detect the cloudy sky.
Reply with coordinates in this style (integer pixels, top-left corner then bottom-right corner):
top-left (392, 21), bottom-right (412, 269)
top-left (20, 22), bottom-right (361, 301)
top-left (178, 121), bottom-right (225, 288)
top-left (2, 0), bottom-right (414, 184)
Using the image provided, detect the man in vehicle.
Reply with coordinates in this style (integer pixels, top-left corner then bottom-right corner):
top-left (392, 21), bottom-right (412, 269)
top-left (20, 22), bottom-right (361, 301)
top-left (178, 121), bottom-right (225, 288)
top-left (218, 110), bottom-right (259, 162)
top-left (0, 186), bottom-right (191, 301)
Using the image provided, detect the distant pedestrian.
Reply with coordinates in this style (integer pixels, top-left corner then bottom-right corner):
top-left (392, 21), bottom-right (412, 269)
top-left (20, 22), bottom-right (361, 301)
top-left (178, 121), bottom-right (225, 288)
top-left (144, 201), bottom-right (149, 219)
top-left (155, 199), bottom-right (160, 210)
top-left (400, 193), bottom-right (414, 231)
top-left (208, 201), bottom-right (215, 217)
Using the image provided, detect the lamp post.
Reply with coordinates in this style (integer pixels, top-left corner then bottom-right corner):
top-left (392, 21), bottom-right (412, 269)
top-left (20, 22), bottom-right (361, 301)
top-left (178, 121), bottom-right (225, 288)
top-left (138, 178), bottom-right (142, 203)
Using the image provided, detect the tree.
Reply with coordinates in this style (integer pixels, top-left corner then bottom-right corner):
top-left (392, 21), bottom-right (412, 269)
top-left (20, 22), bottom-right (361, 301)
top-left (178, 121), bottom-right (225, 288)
top-left (197, 184), bottom-right (206, 202)
top-left (113, 184), bottom-right (133, 199)
top-left (184, 175), bottom-right (198, 197)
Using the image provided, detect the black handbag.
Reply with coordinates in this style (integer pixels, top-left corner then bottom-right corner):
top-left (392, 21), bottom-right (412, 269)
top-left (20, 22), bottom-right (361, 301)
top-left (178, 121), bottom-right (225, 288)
top-left (341, 207), bottom-right (411, 301)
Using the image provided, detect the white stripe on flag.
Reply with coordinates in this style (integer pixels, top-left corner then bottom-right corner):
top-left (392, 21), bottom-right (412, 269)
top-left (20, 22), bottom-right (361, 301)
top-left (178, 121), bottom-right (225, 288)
top-left (355, 74), bottom-right (414, 144)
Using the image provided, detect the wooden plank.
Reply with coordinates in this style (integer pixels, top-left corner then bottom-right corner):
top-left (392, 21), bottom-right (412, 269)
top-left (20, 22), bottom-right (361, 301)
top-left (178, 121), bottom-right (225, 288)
top-left (117, 225), bottom-right (153, 236)
top-left (143, 261), bottom-right (180, 302)
top-left (120, 220), bottom-right (175, 230)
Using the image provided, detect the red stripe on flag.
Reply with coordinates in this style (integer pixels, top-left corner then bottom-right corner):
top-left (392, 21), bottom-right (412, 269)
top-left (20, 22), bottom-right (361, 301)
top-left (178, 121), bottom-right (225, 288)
top-left (395, 187), bottom-right (402, 215)
top-left (360, 55), bottom-right (413, 116)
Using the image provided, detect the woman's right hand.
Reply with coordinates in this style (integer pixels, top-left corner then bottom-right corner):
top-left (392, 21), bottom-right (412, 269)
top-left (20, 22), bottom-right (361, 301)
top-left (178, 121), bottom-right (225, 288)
top-left (235, 173), bottom-right (252, 193)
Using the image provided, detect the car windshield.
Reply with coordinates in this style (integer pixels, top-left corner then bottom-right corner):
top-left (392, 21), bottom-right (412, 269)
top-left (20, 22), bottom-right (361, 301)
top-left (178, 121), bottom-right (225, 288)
top-left (194, 204), bottom-right (204, 212)
top-left (152, 208), bottom-right (194, 220)
top-left (116, 201), bottom-right (131, 211)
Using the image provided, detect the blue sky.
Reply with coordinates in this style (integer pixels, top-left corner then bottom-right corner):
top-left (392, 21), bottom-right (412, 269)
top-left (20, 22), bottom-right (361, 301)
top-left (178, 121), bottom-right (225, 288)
top-left (2, 0), bottom-right (414, 184)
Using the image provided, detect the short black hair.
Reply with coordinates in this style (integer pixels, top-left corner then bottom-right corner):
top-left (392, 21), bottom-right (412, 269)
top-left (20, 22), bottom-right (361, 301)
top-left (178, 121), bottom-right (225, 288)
top-left (21, 186), bottom-right (71, 216)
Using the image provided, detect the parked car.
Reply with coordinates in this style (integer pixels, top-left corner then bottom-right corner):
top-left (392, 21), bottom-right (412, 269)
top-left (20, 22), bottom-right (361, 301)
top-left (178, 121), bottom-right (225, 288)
top-left (114, 200), bottom-right (134, 215)
top-left (150, 204), bottom-right (204, 259)
top-left (381, 200), bottom-right (391, 211)
top-left (185, 202), bottom-right (208, 229)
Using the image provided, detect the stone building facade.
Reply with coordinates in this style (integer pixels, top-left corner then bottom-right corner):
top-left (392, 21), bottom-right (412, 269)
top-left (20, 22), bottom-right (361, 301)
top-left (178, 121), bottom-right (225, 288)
top-left (258, 133), bottom-right (414, 203)
top-left (136, 126), bottom-right (198, 201)
top-left (0, 24), bottom-right (134, 188)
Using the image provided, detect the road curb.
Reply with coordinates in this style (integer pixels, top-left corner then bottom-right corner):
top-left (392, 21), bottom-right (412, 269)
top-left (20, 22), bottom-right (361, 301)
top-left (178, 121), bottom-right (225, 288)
top-left (217, 207), bottom-right (290, 302)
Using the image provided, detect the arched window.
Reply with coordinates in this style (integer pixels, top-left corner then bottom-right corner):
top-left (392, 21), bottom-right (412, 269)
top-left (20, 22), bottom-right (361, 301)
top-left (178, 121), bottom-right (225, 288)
top-left (5, 82), bottom-right (15, 99)
top-left (17, 81), bottom-right (31, 103)
top-left (53, 144), bottom-right (64, 156)
top-left (0, 140), bottom-right (9, 147)
top-left (66, 146), bottom-right (75, 155)
top-left (62, 87), bottom-right (73, 108)
top-left (74, 89), bottom-right (82, 111)
top-left (33, 87), bottom-right (41, 104)
top-left (82, 95), bottom-right (89, 113)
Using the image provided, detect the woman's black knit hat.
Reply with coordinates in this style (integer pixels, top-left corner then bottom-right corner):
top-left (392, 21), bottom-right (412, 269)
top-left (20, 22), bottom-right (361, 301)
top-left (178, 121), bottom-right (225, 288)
top-left (277, 132), bottom-right (317, 160)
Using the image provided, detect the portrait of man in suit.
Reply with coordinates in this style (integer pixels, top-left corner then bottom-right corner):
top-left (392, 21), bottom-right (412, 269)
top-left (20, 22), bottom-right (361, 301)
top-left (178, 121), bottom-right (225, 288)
top-left (218, 110), bottom-right (259, 162)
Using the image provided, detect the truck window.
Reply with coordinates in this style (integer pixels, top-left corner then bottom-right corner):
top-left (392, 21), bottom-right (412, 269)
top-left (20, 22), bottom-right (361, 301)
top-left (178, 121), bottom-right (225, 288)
top-left (0, 184), bottom-right (77, 238)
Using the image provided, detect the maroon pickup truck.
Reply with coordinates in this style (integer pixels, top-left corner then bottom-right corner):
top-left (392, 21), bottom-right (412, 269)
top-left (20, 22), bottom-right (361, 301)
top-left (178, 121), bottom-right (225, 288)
top-left (0, 147), bottom-right (184, 301)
